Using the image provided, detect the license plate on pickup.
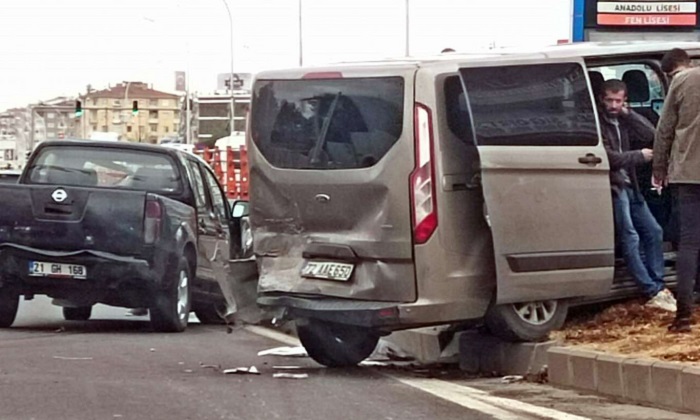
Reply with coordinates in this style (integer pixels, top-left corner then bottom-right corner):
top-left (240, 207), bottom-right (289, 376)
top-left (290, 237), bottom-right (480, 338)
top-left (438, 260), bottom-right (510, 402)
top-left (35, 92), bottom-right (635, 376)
top-left (28, 261), bottom-right (87, 279)
top-left (300, 261), bottom-right (354, 282)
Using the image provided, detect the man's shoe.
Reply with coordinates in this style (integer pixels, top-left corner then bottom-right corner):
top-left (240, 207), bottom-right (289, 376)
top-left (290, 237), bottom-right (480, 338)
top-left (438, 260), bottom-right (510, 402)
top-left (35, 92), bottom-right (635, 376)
top-left (659, 288), bottom-right (678, 306)
top-left (668, 316), bottom-right (691, 333)
top-left (646, 291), bottom-right (677, 312)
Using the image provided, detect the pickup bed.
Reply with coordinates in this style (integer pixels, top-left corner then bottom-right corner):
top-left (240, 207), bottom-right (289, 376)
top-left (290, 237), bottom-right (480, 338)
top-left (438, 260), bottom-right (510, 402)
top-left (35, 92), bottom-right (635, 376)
top-left (0, 140), bottom-right (254, 332)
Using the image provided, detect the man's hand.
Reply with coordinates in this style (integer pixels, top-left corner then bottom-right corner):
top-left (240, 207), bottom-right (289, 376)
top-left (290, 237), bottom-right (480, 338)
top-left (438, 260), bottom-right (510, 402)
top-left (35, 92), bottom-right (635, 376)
top-left (652, 173), bottom-right (668, 189)
top-left (620, 103), bottom-right (630, 116)
top-left (641, 148), bottom-right (653, 162)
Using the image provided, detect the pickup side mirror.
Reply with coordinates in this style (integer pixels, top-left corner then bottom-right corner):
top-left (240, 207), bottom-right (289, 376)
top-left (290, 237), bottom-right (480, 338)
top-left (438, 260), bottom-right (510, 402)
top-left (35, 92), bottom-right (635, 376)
top-left (228, 200), bottom-right (253, 259)
top-left (231, 200), bottom-right (249, 219)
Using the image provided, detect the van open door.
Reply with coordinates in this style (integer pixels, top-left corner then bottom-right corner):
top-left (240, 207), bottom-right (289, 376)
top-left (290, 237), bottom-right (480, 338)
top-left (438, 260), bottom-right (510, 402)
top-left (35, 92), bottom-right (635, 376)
top-left (458, 58), bottom-right (615, 304)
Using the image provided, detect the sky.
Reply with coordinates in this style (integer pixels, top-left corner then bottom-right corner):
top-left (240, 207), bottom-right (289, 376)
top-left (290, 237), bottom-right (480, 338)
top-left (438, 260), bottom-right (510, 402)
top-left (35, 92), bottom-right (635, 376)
top-left (0, 0), bottom-right (572, 110)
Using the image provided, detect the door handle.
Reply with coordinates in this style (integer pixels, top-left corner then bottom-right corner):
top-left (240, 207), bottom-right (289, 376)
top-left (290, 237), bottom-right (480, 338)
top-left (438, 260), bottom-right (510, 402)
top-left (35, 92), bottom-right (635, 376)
top-left (578, 153), bottom-right (603, 165)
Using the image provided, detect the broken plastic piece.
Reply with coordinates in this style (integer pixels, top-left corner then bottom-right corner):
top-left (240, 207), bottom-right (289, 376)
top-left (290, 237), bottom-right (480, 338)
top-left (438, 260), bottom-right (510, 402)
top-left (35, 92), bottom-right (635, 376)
top-left (501, 375), bottom-right (524, 384)
top-left (273, 373), bottom-right (309, 379)
top-left (257, 346), bottom-right (308, 358)
top-left (223, 366), bottom-right (260, 375)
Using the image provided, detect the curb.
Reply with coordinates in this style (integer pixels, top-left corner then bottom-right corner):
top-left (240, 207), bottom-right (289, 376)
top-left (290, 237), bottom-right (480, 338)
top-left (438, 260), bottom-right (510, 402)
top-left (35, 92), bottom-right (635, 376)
top-left (548, 346), bottom-right (700, 414)
top-left (459, 331), bottom-right (558, 376)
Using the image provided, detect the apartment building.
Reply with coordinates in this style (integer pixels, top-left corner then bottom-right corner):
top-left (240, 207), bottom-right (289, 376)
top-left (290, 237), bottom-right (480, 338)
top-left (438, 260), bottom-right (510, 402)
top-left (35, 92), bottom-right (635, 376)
top-left (82, 82), bottom-right (180, 143)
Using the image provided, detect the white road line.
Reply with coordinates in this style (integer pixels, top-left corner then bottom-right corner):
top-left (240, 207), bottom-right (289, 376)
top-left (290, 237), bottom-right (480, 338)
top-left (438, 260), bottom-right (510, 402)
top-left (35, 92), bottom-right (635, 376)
top-left (388, 375), bottom-right (591, 420)
top-left (245, 326), bottom-right (590, 420)
top-left (389, 376), bottom-right (523, 420)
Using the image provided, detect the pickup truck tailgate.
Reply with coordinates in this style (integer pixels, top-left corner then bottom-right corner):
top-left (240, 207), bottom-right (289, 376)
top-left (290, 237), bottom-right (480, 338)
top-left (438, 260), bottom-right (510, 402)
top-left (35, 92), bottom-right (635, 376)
top-left (0, 184), bottom-right (147, 256)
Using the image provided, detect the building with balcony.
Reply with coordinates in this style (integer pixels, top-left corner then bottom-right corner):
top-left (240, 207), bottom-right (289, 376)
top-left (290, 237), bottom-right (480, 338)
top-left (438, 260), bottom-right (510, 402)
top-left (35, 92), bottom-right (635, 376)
top-left (82, 82), bottom-right (180, 143)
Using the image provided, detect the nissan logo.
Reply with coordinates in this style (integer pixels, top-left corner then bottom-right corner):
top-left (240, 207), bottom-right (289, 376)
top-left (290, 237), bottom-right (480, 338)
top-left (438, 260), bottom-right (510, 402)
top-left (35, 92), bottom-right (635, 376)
top-left (51, 188), bottom-right (68, 203)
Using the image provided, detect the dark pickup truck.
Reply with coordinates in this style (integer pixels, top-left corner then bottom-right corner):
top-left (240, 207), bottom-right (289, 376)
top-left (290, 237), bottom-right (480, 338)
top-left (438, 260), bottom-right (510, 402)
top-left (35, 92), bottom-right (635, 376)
top-left (0, 140), bottom-right (256, 332)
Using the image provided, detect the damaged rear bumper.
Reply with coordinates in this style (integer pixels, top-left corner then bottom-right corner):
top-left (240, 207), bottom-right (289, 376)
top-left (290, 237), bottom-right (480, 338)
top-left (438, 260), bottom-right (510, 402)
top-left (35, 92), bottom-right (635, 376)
top-left (257, 294), bottom-right (401, 329)
top-left (0, 243), bottom-right (156, 305)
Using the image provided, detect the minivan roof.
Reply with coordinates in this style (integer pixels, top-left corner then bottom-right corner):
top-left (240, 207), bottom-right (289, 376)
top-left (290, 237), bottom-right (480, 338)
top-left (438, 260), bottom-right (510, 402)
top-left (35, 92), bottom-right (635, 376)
top-left (256, 41), bottom-right (700, 79)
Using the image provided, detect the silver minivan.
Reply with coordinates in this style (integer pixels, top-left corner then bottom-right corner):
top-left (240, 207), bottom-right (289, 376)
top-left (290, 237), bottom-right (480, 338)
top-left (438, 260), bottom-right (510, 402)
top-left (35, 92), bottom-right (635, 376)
top-left (247, 41), bottom-right (700, 367)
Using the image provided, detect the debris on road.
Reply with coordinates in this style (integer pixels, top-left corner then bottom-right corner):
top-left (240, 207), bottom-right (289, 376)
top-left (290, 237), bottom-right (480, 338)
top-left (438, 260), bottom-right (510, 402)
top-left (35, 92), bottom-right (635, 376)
top-left (500, 375), bottom-right (524, 384)
top-left (273, 373), bottom-right (309, 379)
top-left (223, 366), bottom-right (260, 375)
top-left (369, 339), bottom-right (414, 362)
top-left (257, 346), bottom-right (308, 358)
top-left (272, 366), bottom-right (305, 370)
top-left (54, 327), bottom-right (66, 333)
top-left (200, 363), bottom-right (222, 371)
top-left (149, 348), bottom-right (156, 352)
top-left (52, 356), bottom-right (93, 361)
top-left (554, 300), bottom-right (700, 363)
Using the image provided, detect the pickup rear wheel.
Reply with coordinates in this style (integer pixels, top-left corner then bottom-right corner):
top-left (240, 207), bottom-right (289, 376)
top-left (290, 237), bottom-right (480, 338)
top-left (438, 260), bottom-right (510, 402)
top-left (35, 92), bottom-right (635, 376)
top-left (62, 306), bottom-right (92, 321)
top-left (0, 289), bottom-right (19, 328)
top-left (485, 300), bottom-right (569, 342)
top-left (297, 319), bottom-right (379, 367)
top-left (150, 256), bottom-right (191, 333)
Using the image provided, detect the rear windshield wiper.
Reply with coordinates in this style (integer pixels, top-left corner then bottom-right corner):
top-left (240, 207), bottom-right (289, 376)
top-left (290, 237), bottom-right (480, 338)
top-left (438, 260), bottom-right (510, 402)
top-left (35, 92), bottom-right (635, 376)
top-left (309, 92), bottom-right (342, 166)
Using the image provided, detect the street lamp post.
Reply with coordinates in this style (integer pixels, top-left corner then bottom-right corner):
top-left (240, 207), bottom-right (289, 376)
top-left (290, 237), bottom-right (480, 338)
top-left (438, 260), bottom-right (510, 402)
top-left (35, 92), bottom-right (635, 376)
top-left (221, 0), bottom-right (235, 136)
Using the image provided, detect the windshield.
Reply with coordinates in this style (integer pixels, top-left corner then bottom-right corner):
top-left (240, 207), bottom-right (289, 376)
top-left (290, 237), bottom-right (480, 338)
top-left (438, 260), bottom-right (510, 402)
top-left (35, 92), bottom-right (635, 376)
top-left (26, 146), bottom-right (181, 192)
top-left (251, 77), bottom-right (404, 169)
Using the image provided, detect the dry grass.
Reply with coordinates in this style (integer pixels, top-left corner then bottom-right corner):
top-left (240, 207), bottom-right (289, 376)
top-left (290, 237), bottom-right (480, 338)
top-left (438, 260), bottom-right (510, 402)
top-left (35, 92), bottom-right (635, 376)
top-left (552, 300), bottom-right (700, 364)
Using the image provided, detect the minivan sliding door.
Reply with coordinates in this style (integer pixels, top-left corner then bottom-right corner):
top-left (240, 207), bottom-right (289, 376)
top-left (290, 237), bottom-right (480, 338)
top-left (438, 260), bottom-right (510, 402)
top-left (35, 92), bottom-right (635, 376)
top-left (458, 58), bottom-right (615, 304)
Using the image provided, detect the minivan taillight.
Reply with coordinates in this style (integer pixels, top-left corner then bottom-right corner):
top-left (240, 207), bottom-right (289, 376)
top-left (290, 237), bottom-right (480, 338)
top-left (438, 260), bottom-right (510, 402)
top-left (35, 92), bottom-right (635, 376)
top-left (144, 199), bottom-right (162, 244)
top-left (410, 103), bottom-right (437, 244)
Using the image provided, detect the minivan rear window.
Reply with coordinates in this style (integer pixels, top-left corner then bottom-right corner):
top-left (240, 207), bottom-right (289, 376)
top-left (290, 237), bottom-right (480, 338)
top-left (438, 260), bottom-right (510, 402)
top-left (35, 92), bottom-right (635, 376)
top-left (251, 77), bottom-right (404, 169)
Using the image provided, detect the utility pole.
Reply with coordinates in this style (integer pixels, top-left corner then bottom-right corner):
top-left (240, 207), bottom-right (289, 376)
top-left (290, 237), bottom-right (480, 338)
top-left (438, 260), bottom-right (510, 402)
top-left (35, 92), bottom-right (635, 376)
top-left (299, 0), bottom-right (303, 66)
top-left (405, 0), bottom-right (410, 57)
top-left (222, 0), bottom-right (235, 136)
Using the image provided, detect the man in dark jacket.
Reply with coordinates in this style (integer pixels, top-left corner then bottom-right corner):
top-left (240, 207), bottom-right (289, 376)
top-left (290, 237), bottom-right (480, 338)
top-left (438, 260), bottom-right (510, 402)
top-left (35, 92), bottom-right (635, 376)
top-left (600, 79), bottom-right (676, 312)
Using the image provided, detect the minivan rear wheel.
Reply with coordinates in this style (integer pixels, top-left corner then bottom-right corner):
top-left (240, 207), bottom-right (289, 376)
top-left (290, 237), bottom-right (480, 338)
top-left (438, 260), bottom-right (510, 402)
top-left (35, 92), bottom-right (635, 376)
top-left (485, 300), bottom-right (568, 342)
top-left (297, 319), bottom-right (379, 367)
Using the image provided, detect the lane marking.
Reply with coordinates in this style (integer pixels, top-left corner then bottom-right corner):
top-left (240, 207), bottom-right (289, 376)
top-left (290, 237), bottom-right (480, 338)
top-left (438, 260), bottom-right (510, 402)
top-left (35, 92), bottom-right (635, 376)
top-left (389, 376), bottom-right (522, 420)
top-left (245, 326), bottom-right (590, 420)
top-left (390, 375), bottom-right (590, 420)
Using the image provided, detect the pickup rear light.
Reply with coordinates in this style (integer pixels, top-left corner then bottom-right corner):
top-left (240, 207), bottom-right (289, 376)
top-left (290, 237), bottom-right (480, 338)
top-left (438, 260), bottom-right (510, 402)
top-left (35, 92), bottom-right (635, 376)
top-left (410, 103), bottom-right (438, 245)
top-left (144, 199), bottom-right (162, 244)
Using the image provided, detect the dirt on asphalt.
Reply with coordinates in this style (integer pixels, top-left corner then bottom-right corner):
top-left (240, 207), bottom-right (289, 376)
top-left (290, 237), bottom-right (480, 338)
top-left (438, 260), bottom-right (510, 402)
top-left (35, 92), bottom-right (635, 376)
top-left (552, 299), bottom-right (700, 364)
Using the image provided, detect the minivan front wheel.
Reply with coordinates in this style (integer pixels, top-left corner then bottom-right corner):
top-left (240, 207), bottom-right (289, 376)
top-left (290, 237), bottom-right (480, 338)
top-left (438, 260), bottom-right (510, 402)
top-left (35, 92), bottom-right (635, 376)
top-left (485, 300), bottom-right (568, 342)
top-left (297, 319), bottom-right (380, 367)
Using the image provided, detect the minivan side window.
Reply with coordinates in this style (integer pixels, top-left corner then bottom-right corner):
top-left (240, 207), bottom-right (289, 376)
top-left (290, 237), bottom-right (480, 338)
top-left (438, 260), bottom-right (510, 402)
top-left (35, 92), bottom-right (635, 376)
top-left (460, 63), bottom-right (598, 147)
top-left (444, 76), bottom-right (475, 143)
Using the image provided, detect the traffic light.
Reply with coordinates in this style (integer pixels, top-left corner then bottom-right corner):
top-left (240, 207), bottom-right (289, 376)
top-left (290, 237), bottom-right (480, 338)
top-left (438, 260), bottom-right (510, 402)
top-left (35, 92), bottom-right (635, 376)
top-left (132, 100), bottom-right (139, 116)
top-left (75, 100), bottom-right (83, 117)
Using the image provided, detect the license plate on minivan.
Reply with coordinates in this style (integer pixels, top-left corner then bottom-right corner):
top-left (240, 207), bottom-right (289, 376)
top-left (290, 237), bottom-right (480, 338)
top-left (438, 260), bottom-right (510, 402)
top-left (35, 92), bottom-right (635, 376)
top-left (28, 261), bottom-right (87, 279)
top-left (300, 261), bottom-right (354, 282)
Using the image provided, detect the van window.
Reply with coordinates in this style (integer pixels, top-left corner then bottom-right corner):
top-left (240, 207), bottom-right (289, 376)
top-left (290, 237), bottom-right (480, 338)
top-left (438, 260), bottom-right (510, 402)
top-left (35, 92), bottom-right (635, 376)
top-left (444, 76), bottom-right (475, 143)
top-left (251, 77), bottom-right (404, 169)
top-left (460, 63), bottom-right (598, 147)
